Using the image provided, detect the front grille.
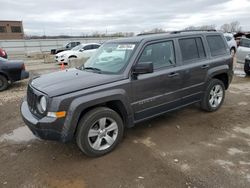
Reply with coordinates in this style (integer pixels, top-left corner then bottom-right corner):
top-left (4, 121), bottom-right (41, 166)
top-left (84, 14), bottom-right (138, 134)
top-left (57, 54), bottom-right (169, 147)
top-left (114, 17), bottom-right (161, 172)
top-left (27, 85), bottom-right (38, 113)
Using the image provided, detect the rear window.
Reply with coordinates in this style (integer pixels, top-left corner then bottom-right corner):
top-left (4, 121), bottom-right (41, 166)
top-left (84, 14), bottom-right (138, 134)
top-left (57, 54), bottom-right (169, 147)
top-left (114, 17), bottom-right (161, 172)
top-left (179, 37), bottom-right (206, 62)
top-left (239, 38), bottom-right (250, 48)
top-left (206, 35), bottom-right (227, 56)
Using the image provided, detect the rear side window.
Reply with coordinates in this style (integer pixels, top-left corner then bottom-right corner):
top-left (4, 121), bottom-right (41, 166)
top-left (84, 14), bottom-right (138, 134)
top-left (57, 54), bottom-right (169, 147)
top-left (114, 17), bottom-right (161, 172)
top-left (206, 35), bottom-right (227, 56)
top-left (138, 41), bottom-right (175, 70)
top-left (179, 37), bottom-right (206, 61)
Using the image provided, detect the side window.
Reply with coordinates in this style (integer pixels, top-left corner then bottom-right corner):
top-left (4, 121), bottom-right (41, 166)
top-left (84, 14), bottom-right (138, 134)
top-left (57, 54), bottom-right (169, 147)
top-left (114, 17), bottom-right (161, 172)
top-left (76, 42), bottom-right (80, 45)
top-left (179, 37), bottom-right (206, 62)
top-left (92, 44), bottom-right (100, 49)
top-left (138, 41), bottom-right (175, 70)
top-left (83, 45), bottom-right (92, 50)
top-left (206, 35), bottom-right (227, 56)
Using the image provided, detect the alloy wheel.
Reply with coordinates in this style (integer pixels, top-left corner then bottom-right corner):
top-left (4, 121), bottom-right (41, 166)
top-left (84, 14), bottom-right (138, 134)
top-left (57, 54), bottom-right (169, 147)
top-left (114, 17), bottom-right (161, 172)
top-left (87, 117), bottom-right (118, 151)
top-left (209, 84), bottom-right (223, 108)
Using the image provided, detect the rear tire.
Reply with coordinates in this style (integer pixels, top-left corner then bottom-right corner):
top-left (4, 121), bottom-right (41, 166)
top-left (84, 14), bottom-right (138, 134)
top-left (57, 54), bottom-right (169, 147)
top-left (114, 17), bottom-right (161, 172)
top-left (76, 107), bottom-right (124, 157)
top-left (201, 79), bottom-right (225, 112)
top-left (0, 75), bottom-right (8, 91)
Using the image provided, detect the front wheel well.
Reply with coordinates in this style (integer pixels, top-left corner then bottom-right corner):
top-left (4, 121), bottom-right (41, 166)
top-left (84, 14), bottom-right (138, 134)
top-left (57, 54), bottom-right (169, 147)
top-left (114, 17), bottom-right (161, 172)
top-left (212, 73), bottom-right (229, 89)
top-left (69, 55), bottom-right (77, 58)
top-left (74, 100), bottom-right (129, 136)
top-left (0, 72), bottom-right (9, 81)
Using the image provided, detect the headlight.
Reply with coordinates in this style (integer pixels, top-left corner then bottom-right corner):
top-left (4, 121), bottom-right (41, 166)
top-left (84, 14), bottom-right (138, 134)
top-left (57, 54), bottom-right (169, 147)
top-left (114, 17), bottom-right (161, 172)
top-left (38, 96), bottom-right (47, 113)
top-left (60, 54), bottom-right (65, 58)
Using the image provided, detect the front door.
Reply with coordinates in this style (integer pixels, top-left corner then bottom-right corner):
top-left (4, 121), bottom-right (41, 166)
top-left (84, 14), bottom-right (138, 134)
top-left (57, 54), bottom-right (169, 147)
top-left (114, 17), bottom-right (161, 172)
top-left (131, 40), bottom-right (183, 122)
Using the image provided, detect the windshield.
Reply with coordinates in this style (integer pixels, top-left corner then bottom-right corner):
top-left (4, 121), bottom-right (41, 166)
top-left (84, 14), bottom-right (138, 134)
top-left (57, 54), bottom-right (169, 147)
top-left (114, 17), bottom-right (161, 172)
top-left (81, 43), bottom-right (137, 74)
top-left (72, 44), bottom-right (83, 51)
top-left (239, 38), bottom-right (250, 48)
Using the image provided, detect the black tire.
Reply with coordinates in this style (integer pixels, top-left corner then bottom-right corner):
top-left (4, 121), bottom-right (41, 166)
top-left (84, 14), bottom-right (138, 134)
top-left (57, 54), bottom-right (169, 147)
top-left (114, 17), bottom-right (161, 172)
top-left (76, 107), bottom-right (124, 157)
top-left (0, 75), bottom-right (8, 91)
top-left (244, 62), bottom-right (250, 76)
top-left (201, 79), bottom-right (225, 112)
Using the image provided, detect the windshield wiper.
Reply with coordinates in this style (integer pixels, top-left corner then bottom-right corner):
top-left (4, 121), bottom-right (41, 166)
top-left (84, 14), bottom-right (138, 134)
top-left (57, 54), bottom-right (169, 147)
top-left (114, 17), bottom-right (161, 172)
top-left (83, 67), bottom-right (102, 73)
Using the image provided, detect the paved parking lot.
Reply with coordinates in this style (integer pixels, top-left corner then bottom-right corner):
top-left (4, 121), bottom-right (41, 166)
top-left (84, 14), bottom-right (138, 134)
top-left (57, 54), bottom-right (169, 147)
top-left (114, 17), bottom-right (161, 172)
top-left (0, 62), bottom-right (249, 188)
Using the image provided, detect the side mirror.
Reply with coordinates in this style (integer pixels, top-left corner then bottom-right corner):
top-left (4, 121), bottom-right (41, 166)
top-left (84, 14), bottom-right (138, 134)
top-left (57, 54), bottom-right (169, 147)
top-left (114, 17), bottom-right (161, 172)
top-left (66, 45), bottom-right (69, 48)
top-left (133, 62), bottom-right (153, 75)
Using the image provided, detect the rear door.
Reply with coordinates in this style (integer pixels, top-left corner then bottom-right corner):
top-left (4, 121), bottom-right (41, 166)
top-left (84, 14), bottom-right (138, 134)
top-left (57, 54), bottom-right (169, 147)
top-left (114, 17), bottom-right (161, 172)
top-left (178, 36), bottom-right (210, 103)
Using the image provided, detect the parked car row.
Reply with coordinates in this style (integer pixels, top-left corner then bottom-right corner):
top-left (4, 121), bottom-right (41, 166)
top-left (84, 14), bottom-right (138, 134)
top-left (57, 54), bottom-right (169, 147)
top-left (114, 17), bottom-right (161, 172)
top-left (55, 43), bottom-right (101, 64)
top-left (51, 41), bottom-right (81, 54)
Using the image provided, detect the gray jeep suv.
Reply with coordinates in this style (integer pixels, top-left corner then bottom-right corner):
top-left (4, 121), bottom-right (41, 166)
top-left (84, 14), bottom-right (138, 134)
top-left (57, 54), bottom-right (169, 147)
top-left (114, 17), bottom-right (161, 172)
top-left (21, 30), bottom-right (233, 157)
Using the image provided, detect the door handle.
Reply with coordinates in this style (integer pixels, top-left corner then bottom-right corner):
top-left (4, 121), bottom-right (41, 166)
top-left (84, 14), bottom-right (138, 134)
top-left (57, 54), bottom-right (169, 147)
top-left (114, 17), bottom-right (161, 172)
top-left (201, 64), bottom-right (210, 69)
top-left (168, 72), bottom-right (179, 78)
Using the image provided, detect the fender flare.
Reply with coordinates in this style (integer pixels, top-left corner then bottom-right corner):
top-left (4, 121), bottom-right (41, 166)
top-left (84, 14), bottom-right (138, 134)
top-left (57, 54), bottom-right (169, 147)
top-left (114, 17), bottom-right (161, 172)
top-left (61, 89), bottom-right (132, 142)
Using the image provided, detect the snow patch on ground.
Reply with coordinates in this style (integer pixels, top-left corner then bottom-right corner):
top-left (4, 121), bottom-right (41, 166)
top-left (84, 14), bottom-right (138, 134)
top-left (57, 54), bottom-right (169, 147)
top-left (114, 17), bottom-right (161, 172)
top-left (0, 126), bottom-right (37, 143)
top-left (234, 70), bottom-right (246, 78)
top-left (233, 126), bottom-right (250, 137)
top-left (238, 101), bottom-right (248, 106)
top-left (227, 148), bottom-right (246, 155)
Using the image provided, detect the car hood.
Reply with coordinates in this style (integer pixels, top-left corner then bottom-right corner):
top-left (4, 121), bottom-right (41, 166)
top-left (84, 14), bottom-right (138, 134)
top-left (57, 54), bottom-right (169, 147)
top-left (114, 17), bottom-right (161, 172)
top-left (31, 68), bottom-right (123, 97)
top-left (56, 50), bottom-right (73, 57)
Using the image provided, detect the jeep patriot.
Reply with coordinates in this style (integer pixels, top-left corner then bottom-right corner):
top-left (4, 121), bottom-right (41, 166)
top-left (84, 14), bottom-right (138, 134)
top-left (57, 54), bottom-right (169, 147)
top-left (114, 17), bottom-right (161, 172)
top-left (21, 30), bottom-right (233, 157)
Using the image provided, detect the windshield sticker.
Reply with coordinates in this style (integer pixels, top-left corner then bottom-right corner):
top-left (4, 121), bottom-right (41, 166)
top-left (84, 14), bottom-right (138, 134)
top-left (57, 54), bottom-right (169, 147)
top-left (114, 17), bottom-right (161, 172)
top-left (117, 44), bottom-right (135, 50)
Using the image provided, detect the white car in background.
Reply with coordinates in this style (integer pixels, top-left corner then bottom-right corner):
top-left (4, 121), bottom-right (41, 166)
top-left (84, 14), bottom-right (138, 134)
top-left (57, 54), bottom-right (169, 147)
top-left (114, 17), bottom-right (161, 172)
top-left (236, 38), bottom-right (250, 64)
top-left (224, 33), bottom-right (237, 56)
top-left (55, 43), bottom-right (101, 64)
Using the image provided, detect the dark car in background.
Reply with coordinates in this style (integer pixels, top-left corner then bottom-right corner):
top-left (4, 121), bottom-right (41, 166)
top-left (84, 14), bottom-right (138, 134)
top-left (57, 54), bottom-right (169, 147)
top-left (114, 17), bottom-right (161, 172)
top-left (0, 57), bottom-right (29, 91)
top-left (0, 48), bottom-right (7, 59)
top-left (51, 42), bottom-right (81, 54)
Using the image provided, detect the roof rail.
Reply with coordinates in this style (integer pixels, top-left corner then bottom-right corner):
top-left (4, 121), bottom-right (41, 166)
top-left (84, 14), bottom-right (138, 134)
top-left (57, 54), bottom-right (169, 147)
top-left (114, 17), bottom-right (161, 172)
top-left (170, 29), bottom-right (217, 34)
top-left (137, 32), bottom-right (168, 36)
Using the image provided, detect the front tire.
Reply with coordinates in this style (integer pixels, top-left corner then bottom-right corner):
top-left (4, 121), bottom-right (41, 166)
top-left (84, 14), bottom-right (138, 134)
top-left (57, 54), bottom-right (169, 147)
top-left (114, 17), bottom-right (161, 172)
top-left (201, 79), bottom-right (225, 112)
top-left (76, 107), bottom-right (124, 157)
top-left (0, 75), bottom-right (8, 91)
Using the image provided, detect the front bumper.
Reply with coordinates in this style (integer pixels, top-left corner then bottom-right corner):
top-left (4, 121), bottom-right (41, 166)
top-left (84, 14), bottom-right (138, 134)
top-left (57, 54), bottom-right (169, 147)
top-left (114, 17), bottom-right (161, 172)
top-left (21, 100), bottom-right (65, 142)
top-left (21, 70), bottom-right (29, 80)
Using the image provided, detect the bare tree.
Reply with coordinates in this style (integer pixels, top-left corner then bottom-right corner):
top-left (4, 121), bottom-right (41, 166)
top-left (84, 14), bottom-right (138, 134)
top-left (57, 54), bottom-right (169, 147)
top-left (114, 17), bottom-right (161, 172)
top-left (220, 21), bottom-right (242, 33)
top-left (184, 25), bottom-right (216, 31)
top-left (230, 21), bottom-right (242, 32)
top-left (220, 23), bottom-right (231, 33)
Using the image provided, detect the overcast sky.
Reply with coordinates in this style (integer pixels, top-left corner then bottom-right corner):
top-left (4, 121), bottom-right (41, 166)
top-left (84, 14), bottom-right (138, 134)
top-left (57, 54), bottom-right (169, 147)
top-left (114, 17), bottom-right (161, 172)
top-left (1, 0), bottom-right (250, 35)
